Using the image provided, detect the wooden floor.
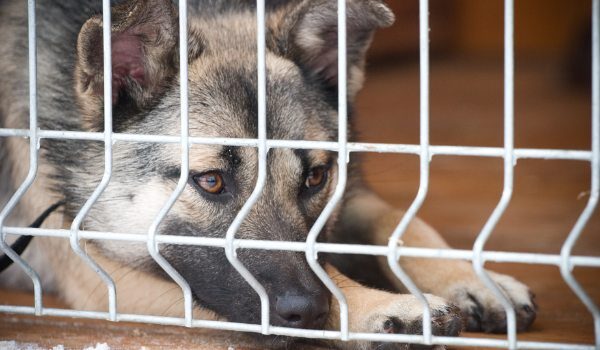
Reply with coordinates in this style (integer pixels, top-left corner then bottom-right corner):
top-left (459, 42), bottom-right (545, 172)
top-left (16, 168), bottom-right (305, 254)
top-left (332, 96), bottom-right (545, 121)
top-left (2, 58), bottom-right (599, 349)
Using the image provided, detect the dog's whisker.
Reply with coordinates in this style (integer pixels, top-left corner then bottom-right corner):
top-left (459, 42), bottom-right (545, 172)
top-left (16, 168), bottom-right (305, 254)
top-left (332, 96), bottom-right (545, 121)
top-left (160, 296), bottom-right (185, 317)
top-left (81, 255), bottom-right (150, 311)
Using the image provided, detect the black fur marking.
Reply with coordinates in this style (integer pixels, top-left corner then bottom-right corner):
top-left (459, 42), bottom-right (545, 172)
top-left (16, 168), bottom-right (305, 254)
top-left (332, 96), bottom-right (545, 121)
top-left (162, 165), bottom-right (184, 180)
top-left (221, 146), bottom-right (242, 169)
top-left (0, 201), bottom-right (65, 273)
top-left (160, 219), bottom-right (330, 327)
top-left (293, 149), bottom-right (311, 177)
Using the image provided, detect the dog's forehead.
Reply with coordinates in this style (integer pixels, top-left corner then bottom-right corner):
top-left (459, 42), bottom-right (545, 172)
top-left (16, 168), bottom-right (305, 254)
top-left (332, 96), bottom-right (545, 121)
top-left (184, 50), bottom-right (336, 142)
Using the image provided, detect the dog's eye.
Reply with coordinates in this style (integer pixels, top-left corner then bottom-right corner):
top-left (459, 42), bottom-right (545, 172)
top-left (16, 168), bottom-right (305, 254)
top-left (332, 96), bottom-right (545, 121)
top-left (193, 171), bottom-right (225, 194)
top-left (305, 166), bottom-right (328, 189)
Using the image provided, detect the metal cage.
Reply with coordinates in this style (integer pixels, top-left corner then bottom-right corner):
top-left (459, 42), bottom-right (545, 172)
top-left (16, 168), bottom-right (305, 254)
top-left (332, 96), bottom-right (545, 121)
top-left (0, 0), bottom-right (599, 349)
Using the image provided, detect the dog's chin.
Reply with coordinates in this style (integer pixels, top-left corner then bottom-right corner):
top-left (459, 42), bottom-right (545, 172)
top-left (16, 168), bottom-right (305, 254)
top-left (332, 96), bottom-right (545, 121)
top-left (246, 332), bottom-right (316, 350)
top-left (209, 310), bottom-right (325, 349)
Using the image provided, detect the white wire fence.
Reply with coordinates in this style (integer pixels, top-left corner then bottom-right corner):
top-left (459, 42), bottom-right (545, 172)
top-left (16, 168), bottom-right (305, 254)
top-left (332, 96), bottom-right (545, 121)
top-left (0, 0), bottom-right (599, 349)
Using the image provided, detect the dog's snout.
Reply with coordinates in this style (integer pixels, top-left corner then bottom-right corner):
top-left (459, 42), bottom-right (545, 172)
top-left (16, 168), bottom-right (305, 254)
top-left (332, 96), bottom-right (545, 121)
top-left (273, 292), bottom-right (329, 329)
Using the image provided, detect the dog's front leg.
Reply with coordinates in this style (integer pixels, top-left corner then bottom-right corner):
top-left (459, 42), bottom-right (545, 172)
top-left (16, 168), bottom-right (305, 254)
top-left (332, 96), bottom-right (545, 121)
top-left (324, 264), bottom-right (460, 350)
top-left (339, 188), bottom-right (536, 334)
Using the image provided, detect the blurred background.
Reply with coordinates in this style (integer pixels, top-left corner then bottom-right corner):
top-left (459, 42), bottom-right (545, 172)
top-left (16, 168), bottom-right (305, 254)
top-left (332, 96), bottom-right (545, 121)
top-left (359, 0), bottom-right (595, 250)
top-left (369, 0), bottom-right (591, 75)
top-left (353, 1), bottom-right (598, 346)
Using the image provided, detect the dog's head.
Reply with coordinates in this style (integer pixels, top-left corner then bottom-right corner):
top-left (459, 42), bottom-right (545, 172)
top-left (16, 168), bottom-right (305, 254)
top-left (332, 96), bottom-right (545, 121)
top-left (68, 0), bottom-right (393, 329)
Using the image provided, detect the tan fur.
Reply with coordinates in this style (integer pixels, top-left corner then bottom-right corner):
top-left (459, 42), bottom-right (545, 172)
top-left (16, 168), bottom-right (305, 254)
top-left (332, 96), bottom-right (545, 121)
top-left (340, 188), bottom-right (536, 333)
top-left (346, 189), bottom-right (503, 296)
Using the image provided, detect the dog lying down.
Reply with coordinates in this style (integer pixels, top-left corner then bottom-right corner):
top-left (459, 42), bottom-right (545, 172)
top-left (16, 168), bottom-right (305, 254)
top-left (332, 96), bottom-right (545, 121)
top-left (0, 0), bottom-right (536, 349)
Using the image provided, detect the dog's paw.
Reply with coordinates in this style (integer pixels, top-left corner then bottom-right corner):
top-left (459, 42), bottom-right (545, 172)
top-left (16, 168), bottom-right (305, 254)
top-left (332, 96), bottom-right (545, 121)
top-left (346, 293), bottom-right (461, 350)
top-left (447, 271), bottom-right (536, 333)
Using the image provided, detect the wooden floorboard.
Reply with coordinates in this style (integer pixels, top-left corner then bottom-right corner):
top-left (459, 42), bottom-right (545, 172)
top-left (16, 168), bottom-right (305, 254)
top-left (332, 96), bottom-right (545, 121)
top-left (2, 58), bottom-right (599, 349)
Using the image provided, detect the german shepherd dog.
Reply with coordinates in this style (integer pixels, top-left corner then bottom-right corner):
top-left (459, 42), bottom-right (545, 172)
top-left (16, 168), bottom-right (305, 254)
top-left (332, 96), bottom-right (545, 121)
top-left (0, 0), bottom-right (537, 348)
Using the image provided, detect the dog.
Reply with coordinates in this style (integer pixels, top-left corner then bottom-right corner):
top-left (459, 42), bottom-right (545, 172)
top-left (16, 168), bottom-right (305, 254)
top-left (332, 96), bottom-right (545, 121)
top-left (0, 0), bottom-right (537, 349)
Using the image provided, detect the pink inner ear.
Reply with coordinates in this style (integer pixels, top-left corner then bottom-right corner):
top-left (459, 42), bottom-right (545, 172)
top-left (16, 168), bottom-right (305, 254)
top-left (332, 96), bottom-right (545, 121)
top-left (111, 33), bottom-right (146, 104)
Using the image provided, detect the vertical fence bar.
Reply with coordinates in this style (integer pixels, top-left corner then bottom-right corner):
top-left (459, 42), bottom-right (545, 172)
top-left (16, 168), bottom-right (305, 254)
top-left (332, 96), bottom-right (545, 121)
top-left (386, 0), bottom-right (432, 343)
top-left (472, 0), bottom-right (517, 348)
top-left (0, 0), bottom-right (43, 315)
top-left (305, 0), bottom-right (349, 340)
top-left (68, 0), bottom-right (117, 321)
top-left (560, 0), bottom-right (600, 348)
top-left (306, 0), bottom-right (349, 340)
top-left (146, 0), bottom-right (193, 327)
top-left (223, 0), bottom-right (270, 334)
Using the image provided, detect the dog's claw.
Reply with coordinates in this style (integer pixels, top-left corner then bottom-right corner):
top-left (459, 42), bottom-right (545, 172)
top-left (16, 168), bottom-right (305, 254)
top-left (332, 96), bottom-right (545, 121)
top-left (367, 300), bottom-right (462, 350)
top-left (450, 272), bottom-right (536, 333)
top-left (432, 305), bottom-right (462, 337)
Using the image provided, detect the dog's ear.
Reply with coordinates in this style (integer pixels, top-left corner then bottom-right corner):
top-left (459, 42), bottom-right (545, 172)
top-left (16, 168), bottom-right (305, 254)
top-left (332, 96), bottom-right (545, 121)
top-left (75, 0), bottom-right (178, 128)
top-left (286, 0), bottom-right (394, 99)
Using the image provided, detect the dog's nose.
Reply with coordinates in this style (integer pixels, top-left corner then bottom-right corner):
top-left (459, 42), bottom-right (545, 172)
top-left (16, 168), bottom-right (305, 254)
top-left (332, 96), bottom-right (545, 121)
top-left (274, 292), bottom-right (329, 329)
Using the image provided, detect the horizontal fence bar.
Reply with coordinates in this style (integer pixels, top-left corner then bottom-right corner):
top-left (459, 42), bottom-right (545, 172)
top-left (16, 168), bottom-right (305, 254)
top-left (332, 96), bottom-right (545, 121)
top-left (4, 227), bottom-right (599, 267)
top-left (0, 128), bottom-right (593, 160)
top-left (0, 305), bottom-right (594, 350)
